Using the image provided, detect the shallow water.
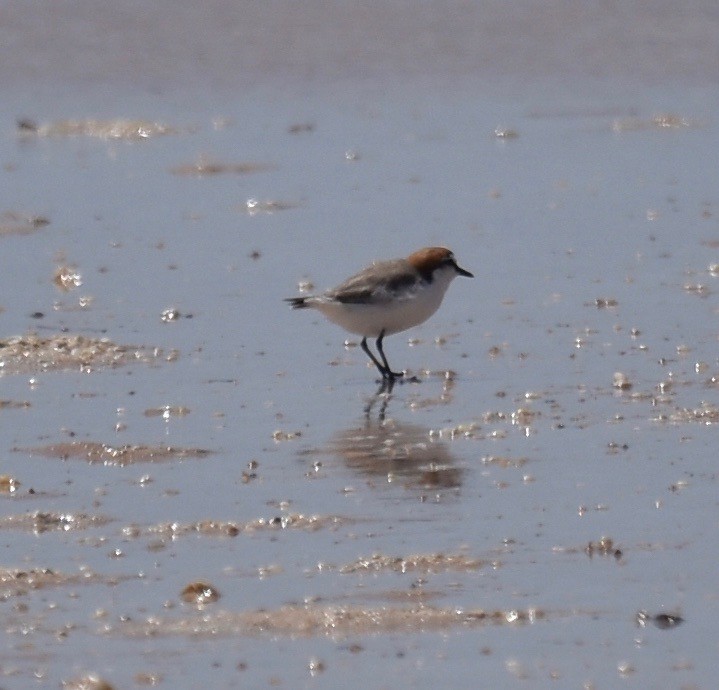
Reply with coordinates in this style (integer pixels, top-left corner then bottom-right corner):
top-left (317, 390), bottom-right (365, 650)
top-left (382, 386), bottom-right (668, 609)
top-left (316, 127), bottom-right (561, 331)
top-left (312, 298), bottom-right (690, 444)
top-left (1, 2), bottom-right (719, 688)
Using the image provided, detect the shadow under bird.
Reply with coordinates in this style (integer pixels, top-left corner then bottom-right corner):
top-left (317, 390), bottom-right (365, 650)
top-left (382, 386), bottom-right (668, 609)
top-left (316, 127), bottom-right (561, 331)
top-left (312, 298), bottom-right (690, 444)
top-left (285, 246), bottom-right (473, 380)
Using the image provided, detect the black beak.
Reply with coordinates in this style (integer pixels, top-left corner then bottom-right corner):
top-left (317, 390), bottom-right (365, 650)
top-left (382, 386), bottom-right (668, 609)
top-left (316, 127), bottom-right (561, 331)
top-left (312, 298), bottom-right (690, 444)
top-left (453, 261), bottom-right (474, 278)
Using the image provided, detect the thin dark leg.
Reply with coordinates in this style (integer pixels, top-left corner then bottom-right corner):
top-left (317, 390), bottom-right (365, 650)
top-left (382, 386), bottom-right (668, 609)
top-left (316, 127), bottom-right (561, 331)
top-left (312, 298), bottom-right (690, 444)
top-left (376, 330), bottom-right (404, 379)
top-left (361, 336), bottom-right (388, 378)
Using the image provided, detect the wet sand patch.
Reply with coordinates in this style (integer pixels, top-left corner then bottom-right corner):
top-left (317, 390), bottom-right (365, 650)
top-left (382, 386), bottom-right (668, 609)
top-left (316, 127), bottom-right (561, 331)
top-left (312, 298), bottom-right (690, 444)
top-left (0, 399), bottom-right (31, 410)
top-left (127, 513), bottom-right (350, 540)
top-left (0, 511), bottom-right (112, 534)
top-left (611, 113), bottom-right (704, 132)
top-left (661, 401), bottom-right (719, 424)
top-left (61, 675), bottom-right (117, 690)
top-left (0, 211), bottom-right (50, 236)
top-left (143, 405), bottom-right (191, 419)
top-left (0, 334), bottom-right (177, 375)
top-left (53, 265), bottom-right (82, 292)
top-left (111, 604), bottom-right (546, 638)
top-left (17, 118), bottom-right (178, 140)
top-left (0, 474), bottom-right (22, 494)
top-left (338, 552), bottom-right (487, 574)
top-left (0, 566), bottom-right (123, 599)
top-left (240, 198), bottom-right (302, 215)
top-left (170, 158), bottom-right (275, 176)
top-left (20, 442), bottom-right (213, 466)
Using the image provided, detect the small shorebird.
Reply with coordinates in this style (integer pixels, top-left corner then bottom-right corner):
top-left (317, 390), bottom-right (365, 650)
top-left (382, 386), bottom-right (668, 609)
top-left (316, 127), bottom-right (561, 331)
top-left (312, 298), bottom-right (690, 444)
top-left (285, 246), bottom-right (473, 380)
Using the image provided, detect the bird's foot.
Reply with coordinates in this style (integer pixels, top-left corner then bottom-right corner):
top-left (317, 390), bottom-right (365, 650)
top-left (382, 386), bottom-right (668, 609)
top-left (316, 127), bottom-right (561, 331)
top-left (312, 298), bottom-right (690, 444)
top-left (379, 370), bottom-right (420, 384)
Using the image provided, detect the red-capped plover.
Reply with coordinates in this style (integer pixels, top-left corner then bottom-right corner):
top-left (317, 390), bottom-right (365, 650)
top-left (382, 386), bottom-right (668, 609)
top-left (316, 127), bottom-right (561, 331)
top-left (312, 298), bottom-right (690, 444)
top-left (286, 246), bottom-right (473, 380)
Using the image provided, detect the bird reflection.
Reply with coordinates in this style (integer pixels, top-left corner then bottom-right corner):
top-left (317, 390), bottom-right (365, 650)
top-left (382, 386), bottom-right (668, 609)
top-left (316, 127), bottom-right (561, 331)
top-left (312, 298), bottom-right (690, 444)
top-left (363, 378), bottom-right (396, 422)
top-left (363, 371), bottom-right (458, 422)
top-left (329, 397), bottom-right (463, 490)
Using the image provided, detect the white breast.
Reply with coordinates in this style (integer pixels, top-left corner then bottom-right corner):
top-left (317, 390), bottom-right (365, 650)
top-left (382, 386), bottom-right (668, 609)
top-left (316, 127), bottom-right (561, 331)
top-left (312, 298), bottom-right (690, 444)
top-left (311, 265), bottom-right (458, 337)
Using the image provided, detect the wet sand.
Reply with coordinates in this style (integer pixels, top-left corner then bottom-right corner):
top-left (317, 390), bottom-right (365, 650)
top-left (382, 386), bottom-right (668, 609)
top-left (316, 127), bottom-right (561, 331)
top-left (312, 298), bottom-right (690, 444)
top-left (1, 2), bottom-right (719, 688)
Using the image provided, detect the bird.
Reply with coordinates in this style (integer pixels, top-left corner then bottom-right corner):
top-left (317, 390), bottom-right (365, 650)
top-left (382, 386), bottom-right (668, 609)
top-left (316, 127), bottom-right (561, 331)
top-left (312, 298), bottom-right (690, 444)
top-left (285, 246), bottom-right (473, 380)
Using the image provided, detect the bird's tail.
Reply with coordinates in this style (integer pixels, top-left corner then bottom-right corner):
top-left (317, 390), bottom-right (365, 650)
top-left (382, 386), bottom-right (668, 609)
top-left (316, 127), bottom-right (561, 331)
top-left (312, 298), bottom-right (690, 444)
top-left (284, 297), bottom-right (310, 309)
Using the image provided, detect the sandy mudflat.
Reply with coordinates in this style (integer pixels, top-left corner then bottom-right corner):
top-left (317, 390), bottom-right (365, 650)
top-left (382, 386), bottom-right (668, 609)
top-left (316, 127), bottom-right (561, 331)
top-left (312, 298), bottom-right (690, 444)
top-left (0, 2), bottom-right (717, 688)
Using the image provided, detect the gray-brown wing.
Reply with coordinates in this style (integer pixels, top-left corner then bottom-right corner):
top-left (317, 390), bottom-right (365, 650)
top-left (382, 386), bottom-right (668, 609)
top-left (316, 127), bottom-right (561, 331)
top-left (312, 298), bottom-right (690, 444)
top-left (326, 259), bottom-right (420, 304)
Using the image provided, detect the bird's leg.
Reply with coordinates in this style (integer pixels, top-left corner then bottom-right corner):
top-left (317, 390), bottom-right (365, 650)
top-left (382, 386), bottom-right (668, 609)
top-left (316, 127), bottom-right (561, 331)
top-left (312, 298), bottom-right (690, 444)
top-left (361, 336), bottom-right (389, 378)
top-left (376, 330), bottom-right (404, 379)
